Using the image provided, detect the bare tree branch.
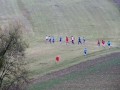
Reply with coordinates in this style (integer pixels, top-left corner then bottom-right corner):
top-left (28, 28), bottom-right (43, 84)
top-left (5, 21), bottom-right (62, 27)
top-left (0, 21), bottom-right (29, 90)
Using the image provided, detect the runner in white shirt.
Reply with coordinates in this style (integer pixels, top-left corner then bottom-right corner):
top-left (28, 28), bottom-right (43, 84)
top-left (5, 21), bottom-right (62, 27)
top-left (71, 36), bottom-right (74, 44)
top-left (45, 35), bottom-right (48, 43)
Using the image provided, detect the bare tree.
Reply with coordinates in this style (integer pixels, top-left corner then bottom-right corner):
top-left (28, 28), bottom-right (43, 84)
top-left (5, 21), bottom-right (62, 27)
top-left (0, 21), bottom-right (29, 90)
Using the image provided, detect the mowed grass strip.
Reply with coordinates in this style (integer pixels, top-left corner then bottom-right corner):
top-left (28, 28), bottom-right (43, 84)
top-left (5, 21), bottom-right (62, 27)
top-left (20, 0), bottom-right (120, 40)
top-left (0, 0), bottom-right (20, 24)
top-left (27, 40), bottom-right (120, 78)
top-left (27, 53), bottom-right (120, 90)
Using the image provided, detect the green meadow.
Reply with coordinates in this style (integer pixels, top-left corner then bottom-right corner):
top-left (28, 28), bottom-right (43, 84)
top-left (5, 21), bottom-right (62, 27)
top-left (0, 0), bottom-right (120, 89)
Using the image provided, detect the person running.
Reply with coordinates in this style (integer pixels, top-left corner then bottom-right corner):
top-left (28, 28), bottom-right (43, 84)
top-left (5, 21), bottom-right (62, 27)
top-left (51, 36), bottom-right (54, 43)
top-left (71, 36), bottom-right (74, 44)
top-left (59, 36), bottom-right (62, 43)
top-left (71, 36), bottom-right (75, 44)
top-left (102, 40), bottom-right (105, 47)
top-left (45, 35), bottom-right (48, 43)
top-left (78, 37), bottom-right (82, 45)
top-left (83, 37), bottom-right (86, 45)
top-left (66, 36), bottom-right (69, 44)
top-left (48, 36), bottom-right (51, 44)
top-left (97, 39), bottom-right (100, 46)
top-left (107, 41), bottom-right (111, 49)
top-left (84, 48), bottom-right (87, 55)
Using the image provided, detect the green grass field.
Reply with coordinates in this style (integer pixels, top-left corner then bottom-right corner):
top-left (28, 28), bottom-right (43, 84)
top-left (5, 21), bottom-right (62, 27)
top-left (0, 0), bottom-right (120, 89)
top-left (22, 0), bottom-right (120, 77)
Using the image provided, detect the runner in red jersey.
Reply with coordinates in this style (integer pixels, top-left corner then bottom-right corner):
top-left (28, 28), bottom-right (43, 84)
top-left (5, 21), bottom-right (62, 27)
top-left (98, 39), bottom-right (100, 46)
top-left (102, 40), bottom-right (105, 47)
top-left (66, 36), bottom-right (68, 44)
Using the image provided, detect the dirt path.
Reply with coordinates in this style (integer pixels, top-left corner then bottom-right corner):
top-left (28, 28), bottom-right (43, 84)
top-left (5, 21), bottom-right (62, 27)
top-left (28, 52), bottom-right (120, 90)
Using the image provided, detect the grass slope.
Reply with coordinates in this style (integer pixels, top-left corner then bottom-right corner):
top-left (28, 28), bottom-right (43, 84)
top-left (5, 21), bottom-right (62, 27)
top-left (0, 0), bottom-right (33, 35)
top-left (22, 0), bottom-right (120, 78)
top-left (0, 0), bottom-right (120, 85)
top-left (19, 0), bottom-right (120, 40)
top-left (27, 52), bottom-right (120, 90)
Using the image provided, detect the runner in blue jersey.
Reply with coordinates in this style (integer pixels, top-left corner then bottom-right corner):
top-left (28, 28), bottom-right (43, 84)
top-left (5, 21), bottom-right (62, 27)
top-left (78, 37), bottom-right (82, 45)
top-left (84, 48), bottom-right (87, 55)
top-left (60, 36), bottom-right (62, 43)
top-left (107, 41), bottom-right (111, 49)
top-left (51, 36), bottom-right (54, 43)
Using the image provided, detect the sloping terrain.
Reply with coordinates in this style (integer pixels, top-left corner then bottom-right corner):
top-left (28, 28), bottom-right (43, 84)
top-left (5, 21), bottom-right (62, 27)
top-left (19, 0), bottom-right (120, 40)
top-left (0, 0), bottom-right (33, 35)
top-left (23, 0), bottom-right (120, 78)
top-left (28, 52), bottom-right (120, 90)
top-left (0, 0), bottom-right (120, 89)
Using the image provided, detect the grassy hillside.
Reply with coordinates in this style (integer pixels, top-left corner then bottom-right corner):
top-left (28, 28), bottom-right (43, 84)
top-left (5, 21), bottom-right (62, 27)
top-left (18, 0), bottom-right (120, 40)
top-left (27, 52), bottom-right (120, 90)
top-left (111, 0), bottom-right (120, 12)
top-left (0, 0), bottom-right (33, 35)
top-left (0, 0), bottom-right (120, 79)
top-left (1, 0), bottom-right (120, 39)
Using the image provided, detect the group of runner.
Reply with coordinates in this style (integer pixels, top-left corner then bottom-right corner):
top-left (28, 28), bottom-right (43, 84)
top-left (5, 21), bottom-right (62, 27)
top-left (45, 35), bottom-right (86, 45)
top-left (97, 39), bottom-right (111, 49)
top-left (46, 35), bottom-right (111, 55)
top-left (45, 35), bottom-right (55, 44)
